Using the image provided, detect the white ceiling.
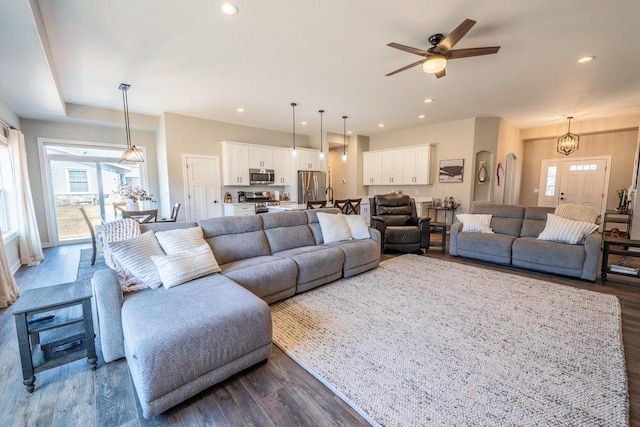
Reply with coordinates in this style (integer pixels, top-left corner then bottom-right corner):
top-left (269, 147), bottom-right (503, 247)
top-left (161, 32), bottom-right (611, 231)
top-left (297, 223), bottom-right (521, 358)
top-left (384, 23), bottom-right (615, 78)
top-left (1, 0), bottom-right (640, 137)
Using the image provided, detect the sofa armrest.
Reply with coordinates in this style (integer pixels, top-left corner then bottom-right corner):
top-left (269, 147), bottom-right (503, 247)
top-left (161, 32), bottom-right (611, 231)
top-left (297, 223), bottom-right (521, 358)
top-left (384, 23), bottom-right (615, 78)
top-left (581, 232), bottom-right (601, 281)
top-left (449, 222), bottom-right (463, 255)
top-left (418, 217), bottom-right (431, 249)
top-left (92, 268), bottom-right (126, 362)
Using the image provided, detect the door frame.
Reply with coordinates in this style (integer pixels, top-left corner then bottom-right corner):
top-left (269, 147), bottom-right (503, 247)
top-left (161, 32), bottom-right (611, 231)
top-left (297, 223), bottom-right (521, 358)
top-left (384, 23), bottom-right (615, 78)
top-left (537, 155), bottom-right (611, 211)
top-left (181, 154), bottom-right (222, 221)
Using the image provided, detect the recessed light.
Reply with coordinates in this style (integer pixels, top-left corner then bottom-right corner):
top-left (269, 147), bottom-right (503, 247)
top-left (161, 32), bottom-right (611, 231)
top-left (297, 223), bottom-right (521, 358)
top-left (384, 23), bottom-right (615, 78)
top-left (378, 123), bottom-right (385, 128)
top-left (301, 121), bottom-right (307, 125)
top-left (219, 3), bottom-right (239, 15)
top-left (424, 98), bottom-right (434, 103)
top-left (577, 56), bottom-right (595, 63)
top-left (236, 107), bottom-right (244, 113)
top-left (347, 131), bottom-right (353, 134)
top-left (418, 115), bottom-right (425, 119)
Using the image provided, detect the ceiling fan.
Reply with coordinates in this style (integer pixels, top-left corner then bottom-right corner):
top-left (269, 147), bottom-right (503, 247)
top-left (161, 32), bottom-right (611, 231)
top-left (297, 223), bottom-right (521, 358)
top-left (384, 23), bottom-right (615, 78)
top-left (386, 18), bottom-right (500, 78)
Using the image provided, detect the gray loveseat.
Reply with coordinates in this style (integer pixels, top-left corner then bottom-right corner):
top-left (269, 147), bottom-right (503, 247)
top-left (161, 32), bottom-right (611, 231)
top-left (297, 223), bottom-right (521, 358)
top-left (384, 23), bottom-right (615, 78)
top-left (449, 204), bottom-right (600, 281)
top-left (92, 208), bottom-right (381, 418)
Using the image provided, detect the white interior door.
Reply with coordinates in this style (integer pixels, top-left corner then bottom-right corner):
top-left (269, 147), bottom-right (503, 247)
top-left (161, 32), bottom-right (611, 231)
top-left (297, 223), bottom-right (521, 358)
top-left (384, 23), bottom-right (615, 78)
top-left (183, 155), bottom-right (222, 221)
top-left (537, 157), bottom-right (609, 212)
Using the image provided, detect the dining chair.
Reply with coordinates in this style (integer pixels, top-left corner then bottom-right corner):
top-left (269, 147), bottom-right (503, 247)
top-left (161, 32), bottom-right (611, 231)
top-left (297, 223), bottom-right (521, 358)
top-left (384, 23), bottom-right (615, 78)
top-left (346, 198), bottom-right (362, 215)
top-left (333, 199), bottom-right (349, 214)
top-left (78, 205), bottom-right (97, 265)
top-left (113, 202), bottom-right (126, 215)
top-left (122, 209), bottom-right (158, 223)
top-left (306, 200), bottom-right (327, 209)
top-left (158, 203), bottom-right (181, 222)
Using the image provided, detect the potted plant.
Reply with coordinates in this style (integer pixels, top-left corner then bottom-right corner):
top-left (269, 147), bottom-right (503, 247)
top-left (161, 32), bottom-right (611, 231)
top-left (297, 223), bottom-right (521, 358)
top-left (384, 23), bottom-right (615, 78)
top-left (116, 183), bottom-right (155, 210)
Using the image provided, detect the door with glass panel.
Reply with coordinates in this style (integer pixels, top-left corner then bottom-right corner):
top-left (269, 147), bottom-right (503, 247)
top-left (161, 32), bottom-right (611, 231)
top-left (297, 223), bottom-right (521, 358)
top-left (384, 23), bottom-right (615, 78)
top-left (43, 143), bottom-right (144, 244)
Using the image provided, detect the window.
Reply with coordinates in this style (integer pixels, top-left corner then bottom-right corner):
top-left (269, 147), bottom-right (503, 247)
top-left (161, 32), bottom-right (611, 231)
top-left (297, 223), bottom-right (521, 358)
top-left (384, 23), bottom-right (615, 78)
top-left (67, 169), bottom-right (89, 193)
top-left (0, 138), bottom-right (15, 233)
top-left (569, 164), bottom-right (598, 171)
top-left (544, 165), bottom-right (557, 197)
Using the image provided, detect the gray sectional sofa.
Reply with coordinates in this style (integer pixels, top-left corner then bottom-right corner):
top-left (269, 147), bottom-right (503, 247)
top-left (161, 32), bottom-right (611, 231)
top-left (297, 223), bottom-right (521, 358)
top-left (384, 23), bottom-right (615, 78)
top-left (92, 208), bottom-right (381, 418)
top-left (449, 204), bottom-right (600, 281)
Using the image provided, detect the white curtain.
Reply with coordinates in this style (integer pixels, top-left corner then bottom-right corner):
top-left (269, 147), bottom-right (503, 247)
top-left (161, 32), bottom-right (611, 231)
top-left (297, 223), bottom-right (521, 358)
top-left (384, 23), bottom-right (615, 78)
top-left (0, 231), bottom-right (19, 307)
top-left (8, 129), bottom-right (44, 265)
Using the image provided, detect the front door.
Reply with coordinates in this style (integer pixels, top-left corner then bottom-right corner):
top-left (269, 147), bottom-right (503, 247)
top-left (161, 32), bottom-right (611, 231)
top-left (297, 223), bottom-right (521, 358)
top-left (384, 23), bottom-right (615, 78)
top-left (184, 155), bottom-right (222, 221)
top-left (538, 157), bottom-right (609, 212)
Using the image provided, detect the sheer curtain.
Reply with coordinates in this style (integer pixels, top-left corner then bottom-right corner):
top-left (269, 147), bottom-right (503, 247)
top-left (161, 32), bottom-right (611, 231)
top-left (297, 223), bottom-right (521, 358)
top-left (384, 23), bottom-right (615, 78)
top-left (0, 231), bottom-right (19, 307)
top-left (9, 129), bottom-right (44, 265)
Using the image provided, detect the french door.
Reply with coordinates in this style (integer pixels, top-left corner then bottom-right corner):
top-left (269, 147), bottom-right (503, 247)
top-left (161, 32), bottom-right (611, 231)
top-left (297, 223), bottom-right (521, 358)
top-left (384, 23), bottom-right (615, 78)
top-left (39, 140), bottom-right (147, 245)
top-left (537, 156), bottom-right (610, 212)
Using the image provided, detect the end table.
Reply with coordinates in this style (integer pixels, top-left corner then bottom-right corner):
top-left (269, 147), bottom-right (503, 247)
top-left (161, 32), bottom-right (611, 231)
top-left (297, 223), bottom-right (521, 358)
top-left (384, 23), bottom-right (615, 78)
top-left (12, 282), bottom-right (97, 392)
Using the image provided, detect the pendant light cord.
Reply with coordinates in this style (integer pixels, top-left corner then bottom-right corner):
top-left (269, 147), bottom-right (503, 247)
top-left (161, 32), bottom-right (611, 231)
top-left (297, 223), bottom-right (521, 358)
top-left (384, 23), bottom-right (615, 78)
top-left (342, 116), bottom-right (348, 155)
top-left (121, 85), bottom-right (132, 149)
top-left (319, 110), bottom-right (324, 154)
top-left (291, 102), bottom-right (297, 151)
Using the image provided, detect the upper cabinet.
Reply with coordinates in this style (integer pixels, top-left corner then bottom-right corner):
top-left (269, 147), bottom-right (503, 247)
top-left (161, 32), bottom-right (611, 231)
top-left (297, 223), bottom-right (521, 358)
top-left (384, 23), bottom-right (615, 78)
top-left (249, 147), bottom-right (274, 169)
top-left (295, 148), bottom-right (322, 171)
top-left (221, 142), bottom-right (250, 186)
top-left (363, 144), bottom-right (433, 186)
top-left (272, 147), bottom-right (292, 185)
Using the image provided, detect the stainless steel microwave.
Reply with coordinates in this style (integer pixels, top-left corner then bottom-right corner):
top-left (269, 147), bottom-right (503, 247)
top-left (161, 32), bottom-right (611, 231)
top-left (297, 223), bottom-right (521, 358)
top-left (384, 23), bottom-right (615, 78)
top-left (249, 168), bottom-right (275, 185)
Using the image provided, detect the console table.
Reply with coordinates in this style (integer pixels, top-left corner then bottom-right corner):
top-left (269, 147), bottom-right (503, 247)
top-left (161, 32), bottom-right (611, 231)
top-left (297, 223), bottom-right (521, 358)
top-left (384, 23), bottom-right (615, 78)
top-left (13, 282), bottom-right (97, 392)
top-left (424, 204), bottom-right (459, 225)
top-left (601, 236), bottom-right (640, 282)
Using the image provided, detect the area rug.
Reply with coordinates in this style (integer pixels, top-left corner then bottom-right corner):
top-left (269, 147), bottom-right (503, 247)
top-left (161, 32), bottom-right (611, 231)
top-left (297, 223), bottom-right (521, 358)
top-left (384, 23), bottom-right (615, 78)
top-left (270, 255), bottom-right (628, 426)
top-left (77, 248), bottom-right (106, 281)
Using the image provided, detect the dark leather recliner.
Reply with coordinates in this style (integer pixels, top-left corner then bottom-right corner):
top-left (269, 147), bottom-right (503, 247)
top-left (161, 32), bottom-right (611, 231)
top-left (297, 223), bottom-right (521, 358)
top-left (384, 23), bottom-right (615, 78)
top-left (370, 194), bottom-right (430, 253)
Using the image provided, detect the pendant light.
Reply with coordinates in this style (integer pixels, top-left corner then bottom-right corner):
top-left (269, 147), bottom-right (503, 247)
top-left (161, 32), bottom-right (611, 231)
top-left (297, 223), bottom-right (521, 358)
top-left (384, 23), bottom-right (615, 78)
top-left (557, 116), bottom-right (579, 156)
top-left (319, 109), bottom-right (325, 160)
top-left (341, 115), bottom-right (348, 163)
top-left (291, 102), bottom-right (297, 157)
top-left (118, 83), bottom-right (144, 164)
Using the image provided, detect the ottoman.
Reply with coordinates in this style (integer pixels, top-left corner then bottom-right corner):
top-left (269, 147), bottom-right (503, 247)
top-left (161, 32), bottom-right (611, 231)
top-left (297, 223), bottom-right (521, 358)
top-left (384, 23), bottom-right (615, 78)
top-left (121, 274), bottom-right (272, 418)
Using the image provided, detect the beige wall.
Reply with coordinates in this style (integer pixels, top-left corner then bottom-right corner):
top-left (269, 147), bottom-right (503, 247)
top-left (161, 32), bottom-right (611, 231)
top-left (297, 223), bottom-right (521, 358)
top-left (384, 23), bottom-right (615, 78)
top-left (21, 118), bottom-right (159, 246)
top-left (161, 112), bottom-right (310, 209)
top-left (519, 129), bottom-right (638, 208)
top-left (494, 119), bottom-right (523, 205)
top-left (367, 118), bottom-right (476, 213)
top-left (327, 134), bottom-right (369, 201)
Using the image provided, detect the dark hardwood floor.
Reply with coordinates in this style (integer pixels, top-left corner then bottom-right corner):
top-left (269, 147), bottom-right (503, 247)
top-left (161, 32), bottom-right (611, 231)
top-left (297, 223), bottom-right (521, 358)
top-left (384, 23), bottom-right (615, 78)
top-left (1, 240), bottom-right (638, 426)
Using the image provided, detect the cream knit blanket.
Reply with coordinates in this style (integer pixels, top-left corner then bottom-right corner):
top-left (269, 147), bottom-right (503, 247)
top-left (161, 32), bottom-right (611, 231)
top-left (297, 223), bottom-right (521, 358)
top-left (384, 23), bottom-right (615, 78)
top-left (554, 203), bottom-right (602, 224)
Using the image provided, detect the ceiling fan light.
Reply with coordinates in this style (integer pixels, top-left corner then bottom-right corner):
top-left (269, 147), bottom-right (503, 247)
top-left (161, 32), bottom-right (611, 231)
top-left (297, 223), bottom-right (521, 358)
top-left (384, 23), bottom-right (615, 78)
top-left (422, 54), bottom-right (447, 73)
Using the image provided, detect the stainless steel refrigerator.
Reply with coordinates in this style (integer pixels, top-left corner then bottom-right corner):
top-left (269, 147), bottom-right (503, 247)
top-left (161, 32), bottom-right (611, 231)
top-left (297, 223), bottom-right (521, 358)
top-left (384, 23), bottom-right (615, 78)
top-left (298, 171), bottom-right (327, 205)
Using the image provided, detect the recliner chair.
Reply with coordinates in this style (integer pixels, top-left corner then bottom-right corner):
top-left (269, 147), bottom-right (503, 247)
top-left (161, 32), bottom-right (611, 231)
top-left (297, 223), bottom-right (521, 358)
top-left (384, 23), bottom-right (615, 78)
top-left (370, 194), bottom-right (430, 253)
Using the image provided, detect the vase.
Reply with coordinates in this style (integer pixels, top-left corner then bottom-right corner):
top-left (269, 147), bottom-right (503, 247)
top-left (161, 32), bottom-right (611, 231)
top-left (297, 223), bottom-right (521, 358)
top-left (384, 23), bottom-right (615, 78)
top-left (125, 199), bottom-right (139, 211)
top-left (478, 164), bottom-right (487, 183)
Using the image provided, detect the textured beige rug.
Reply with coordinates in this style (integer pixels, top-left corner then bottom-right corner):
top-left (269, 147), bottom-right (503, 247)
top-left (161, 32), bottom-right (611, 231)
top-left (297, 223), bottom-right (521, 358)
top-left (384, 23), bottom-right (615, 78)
top-left (270, 255), bottom-right (628, 426)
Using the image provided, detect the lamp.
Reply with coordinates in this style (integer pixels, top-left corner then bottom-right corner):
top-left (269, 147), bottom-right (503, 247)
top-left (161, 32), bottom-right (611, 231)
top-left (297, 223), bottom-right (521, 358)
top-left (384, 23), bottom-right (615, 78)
top-left (291, 102), bottom-right (297, 157)
top-left (341, 115), bottom-right (348, 162)
top-left (118, 83), bottom-right (144, 164)
top-left (557, 116), bottom-right (579, 156)
top-left (422, 54), bottom-right (447, 74)
top-left (319, 109), bottom-right (325, 160)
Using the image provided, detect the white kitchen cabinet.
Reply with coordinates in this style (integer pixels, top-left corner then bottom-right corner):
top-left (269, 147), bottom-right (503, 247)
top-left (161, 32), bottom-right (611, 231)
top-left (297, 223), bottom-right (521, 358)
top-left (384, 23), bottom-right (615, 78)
top-left (381, 149), bottom-right (404, 185)
top-left (223, 203), bottom-right (255, 216)
top-left (403, 145), bottom-right (432, 185)
top-left (249, 147), bottom-right (274, 169)
top-left (272, 147), bottom-right (292, 185)
top-left (221, 142), bottom-right (250, 186)
top-left (362, 152), bottom-right (382, 185)
top-left (296, 148), bottom-right (321, 171)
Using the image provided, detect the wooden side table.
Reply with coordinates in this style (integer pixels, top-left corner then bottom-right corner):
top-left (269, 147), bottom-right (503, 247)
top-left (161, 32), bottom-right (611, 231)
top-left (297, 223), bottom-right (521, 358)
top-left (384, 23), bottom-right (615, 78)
top-left (12, 282), bottom-right (97, 392)
top-left (601, 236), bottom-right (640, 281)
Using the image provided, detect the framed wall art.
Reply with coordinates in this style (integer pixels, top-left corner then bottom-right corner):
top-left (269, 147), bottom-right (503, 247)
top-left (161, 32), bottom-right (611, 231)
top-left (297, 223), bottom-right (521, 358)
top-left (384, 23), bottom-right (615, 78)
top-left (439, 159), bottom-right (464, 183)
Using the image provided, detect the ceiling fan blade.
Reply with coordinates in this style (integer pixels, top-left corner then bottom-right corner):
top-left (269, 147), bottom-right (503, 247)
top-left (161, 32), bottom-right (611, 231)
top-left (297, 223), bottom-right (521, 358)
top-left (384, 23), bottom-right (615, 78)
top-left (434, 18), bottom-right (476, 54)
top-left (447, 46), bottom-right (500, 59)
top-left (435, 69), bottom-right (446, 79)
top-left (387, 42), bottom-right (428, 57)
top-left (385, 59), bottom-right (425, 76)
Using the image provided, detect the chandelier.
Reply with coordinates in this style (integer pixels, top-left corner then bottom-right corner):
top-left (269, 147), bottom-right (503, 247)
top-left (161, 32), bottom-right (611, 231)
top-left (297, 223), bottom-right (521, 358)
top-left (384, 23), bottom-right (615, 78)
top-left (557, 116), bottom-right (579, 156)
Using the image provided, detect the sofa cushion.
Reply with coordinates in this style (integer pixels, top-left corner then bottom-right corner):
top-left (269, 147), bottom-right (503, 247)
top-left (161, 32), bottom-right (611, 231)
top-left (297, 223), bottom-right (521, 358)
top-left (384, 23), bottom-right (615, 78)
top-left (456, 214), bottom-right (494, 233)
top-left (343, 214), bottom-right (370, 239)
top-left (327, 238), bottom-right (381, 277)
top-left (385, 226), bottom-right (421, 244)
top-left (305, 208), bottom-right (344, 244)
top-left (199, 216), bottom-right (270, 264)
top-left (537, 214), bottom-right (599, 244)
top-left (456, 231), bottom-right (516, 264)
top-left (121, 274), bottom-right (271, 409)
top-left (151, 243), bottom-right (221, 289)
top-left (317, 212), bottom-right (352, 243)
top-left (109, 230), bottom-right (165, 291)
top-left (262, 211), bottom-right (316, 252)
top-left (273, 245), bottom-right (344, 292)
top-left (513, 237), bottom-right (586, 271)
top-left (520, 207), bottom-right (554, 237)
top-left (472, 204), bottom-right (525, 237)
top-left (155, 226), bottom-right (206, 254)
top-left (220, 256), bottom-right (298, 303)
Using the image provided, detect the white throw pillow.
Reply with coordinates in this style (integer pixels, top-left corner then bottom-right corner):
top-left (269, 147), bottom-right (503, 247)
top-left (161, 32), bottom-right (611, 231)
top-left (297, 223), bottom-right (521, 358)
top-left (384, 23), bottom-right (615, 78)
top-left (537, 213), bottom-right (599, 245)
top-left (342, 214), bottom-right (370, 240)
top-left (317, 212), bottom-right (352, 243)
top-left (151, 244), bottom-right (221, 289)
top-left (109, 231), bottom-right (165, 290)
top-left (456, 214), bottom-right (494, 234)
top-left (155, 226), bottom-right (207, 254)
